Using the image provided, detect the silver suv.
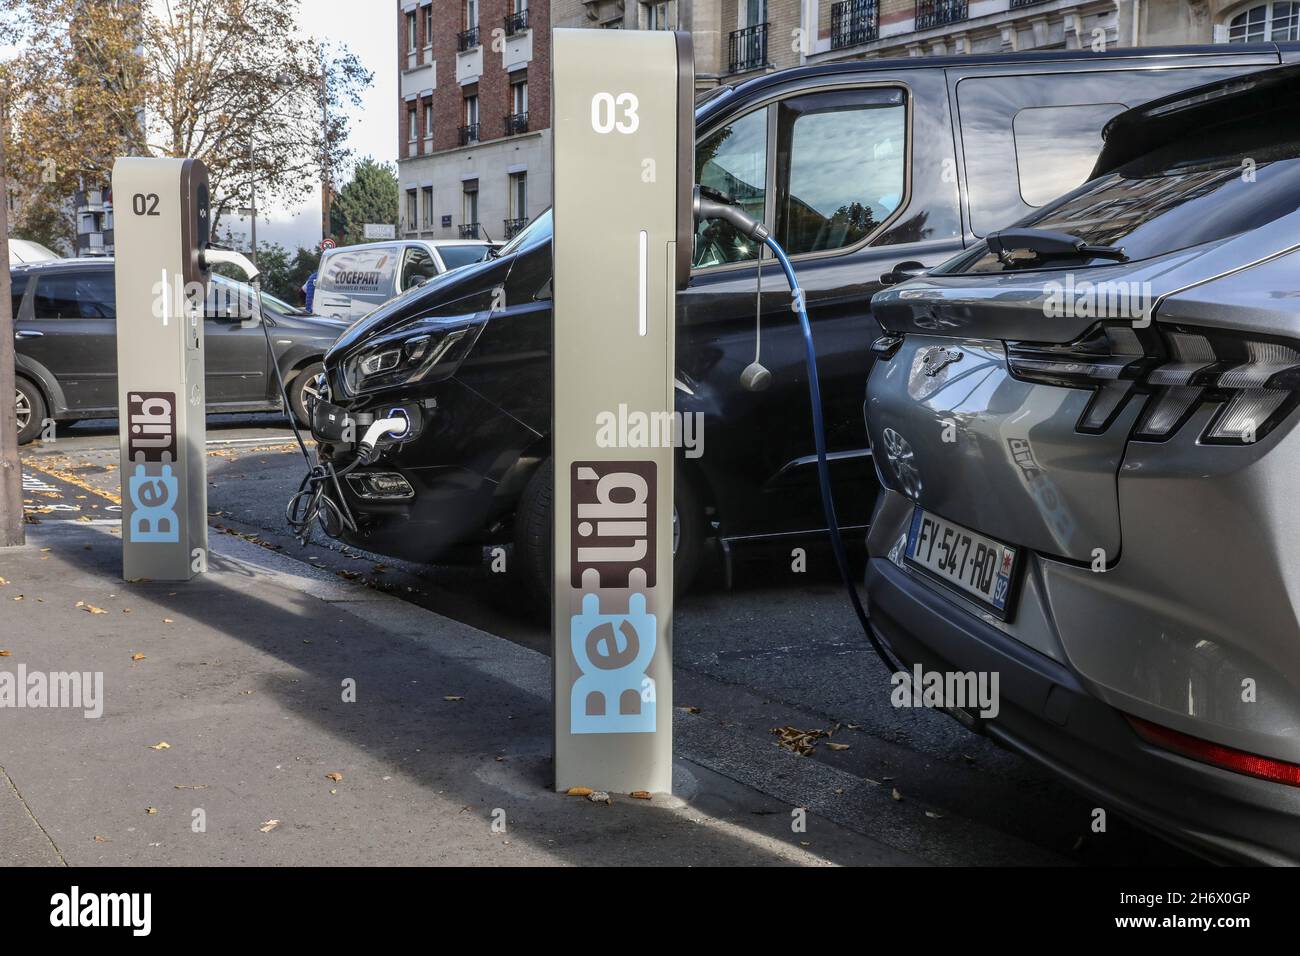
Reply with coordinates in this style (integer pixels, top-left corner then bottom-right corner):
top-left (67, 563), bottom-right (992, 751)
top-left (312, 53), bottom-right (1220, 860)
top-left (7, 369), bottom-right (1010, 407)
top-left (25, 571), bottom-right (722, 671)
top-left (864, 65), bottom-right (1300, 864)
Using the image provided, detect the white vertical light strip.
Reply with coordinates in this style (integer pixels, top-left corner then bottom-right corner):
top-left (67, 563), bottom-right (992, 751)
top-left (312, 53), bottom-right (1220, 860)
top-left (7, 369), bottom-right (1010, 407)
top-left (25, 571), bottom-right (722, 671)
top-left (160, 269), bottom-right (170, 326)
top-left (638, 229), bottom-right (648, 336)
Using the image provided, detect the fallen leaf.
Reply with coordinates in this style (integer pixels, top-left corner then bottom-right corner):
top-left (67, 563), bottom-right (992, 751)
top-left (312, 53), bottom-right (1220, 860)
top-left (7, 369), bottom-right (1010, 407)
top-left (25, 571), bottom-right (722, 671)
top-left (0, 576), bottom-right (8, 585)
top-left (677, 705), bottom-right (702, 714)
top-left (0, 650), bottom-right (10, 656)
top-left (588, 791), bottom-right (611, 804)
top-left (149, 741), bottom-right (171, 750)
top-left (162, 618), bottom-right (174, 624)
top-left (630, 790), bottom-right (651, 800)
top-left (770, 725), bottom-right (829, 756)
top-left (76, 601), bottom-right (107, 615)
top-left (12, 595), bottom-right (22, 602)
top-left (325, 772), bottom-right (343, 782)
top-left (94, 834), bottom-right (109, 843)
top-left (891, 788), bottom-right (903, 802)
top-left (566, 786), bottom-right (594, 797)
top-left (259, 819), bottom-right (281, 833)
top-left (173, 784), bottom-right (208, 790)
top-left (131, 653), bottom-right (146, 661)
top-left (443, 695), bottom-right (463, 702)
top-left (121, 608), bottom-right (131, 614)
top-left (825, 742), bottom-right (850, 751)
top-left (925, 810), bottom-right (944, 819)
top-left (145, 807), bottom-right (159, 815)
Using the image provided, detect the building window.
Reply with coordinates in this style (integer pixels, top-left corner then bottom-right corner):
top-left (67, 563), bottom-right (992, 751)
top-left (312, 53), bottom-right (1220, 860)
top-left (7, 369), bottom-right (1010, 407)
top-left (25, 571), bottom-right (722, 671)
top-left (461, 182), bottom-right (480, 238)
top-left (1224, 2), bottom-right (1300, 41)
top-left (406, 11), bottom-right (417, 52)
top-left (510, 172), bottom-right (527, 218)
top-left (915, 0), bottom-right (969, 30)
top-left (506, 79), bottom-right (528, 134)
top-left (406, 189), bottom-right (418, 232)
top-left (460, 94), bottom-right (480, 145)
top-left (421, 4), bottom-right (433, 46)
top-left (422, 186), bottom-right (434, 229)
top-left (505, 0), bottom-right (528, 36)
top-left (643, 1), bottom-right (670, 29)
top-left (423, 100), bottom-right (434, 143)
top-left (830, 0), bottom-right (879, 49)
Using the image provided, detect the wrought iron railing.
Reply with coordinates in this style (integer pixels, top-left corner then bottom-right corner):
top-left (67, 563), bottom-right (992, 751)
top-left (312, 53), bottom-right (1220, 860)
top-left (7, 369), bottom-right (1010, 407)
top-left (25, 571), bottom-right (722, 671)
top-left (504, 9), bottom-right (529, 36)
top-left (459, 223), bottom-right (481, 239)
top-left (728, 23), bottom-right (768, 74)
top-left (831, 0), bottom-right (879, 48)
top-left (458, 123), bottom-right (480, 146)
top-left (457, 26), bottom-right (480, 51)
top-left (915, 0), bottom-right (967, 29)
top-left (504, 217), bottom-right (529, 239)
top-left (504, 111), bottom-right (529, 136)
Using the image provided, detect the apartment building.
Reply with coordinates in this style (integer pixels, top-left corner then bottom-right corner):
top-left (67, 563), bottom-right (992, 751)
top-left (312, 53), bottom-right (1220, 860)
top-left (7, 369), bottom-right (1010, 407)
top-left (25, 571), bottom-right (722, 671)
top-left (397, 0), bottom-right (551, 243)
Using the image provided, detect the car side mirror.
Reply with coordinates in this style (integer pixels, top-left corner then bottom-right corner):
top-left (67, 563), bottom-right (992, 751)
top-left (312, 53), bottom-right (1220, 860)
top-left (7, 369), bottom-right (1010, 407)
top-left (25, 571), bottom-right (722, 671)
top-left (880, 260), bottom-right (927, 286)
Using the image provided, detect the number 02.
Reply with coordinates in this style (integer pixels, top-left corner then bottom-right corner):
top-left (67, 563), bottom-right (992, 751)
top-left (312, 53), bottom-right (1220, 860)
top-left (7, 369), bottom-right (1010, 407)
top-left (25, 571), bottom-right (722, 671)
top-left (132, 193), bottom-right (160, 216)
top-left (591, 92), bottom-right (639, 135)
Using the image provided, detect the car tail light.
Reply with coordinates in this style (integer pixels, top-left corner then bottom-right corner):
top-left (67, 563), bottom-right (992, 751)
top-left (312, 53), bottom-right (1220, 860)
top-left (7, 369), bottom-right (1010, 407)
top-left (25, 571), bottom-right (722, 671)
top-left (1127, 715), bottom-right (1300, 787)
top-left (1006, 322), bottom-right (1300, 443)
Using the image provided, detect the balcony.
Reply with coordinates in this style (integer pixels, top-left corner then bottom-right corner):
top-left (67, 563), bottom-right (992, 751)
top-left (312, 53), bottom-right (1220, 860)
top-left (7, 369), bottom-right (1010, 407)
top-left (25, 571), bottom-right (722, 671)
top-left (457, 26), bottom-right (480, 52)
top-left (728, 23), bottom-right (767, 74)
top-left (458, 123), bottom-right (480, 146)
top-left (831, 0), bottom-right (879, 48)
top-left (915, 0), bottom-right (968, 30)
top-left (504, 8), bottom-right (529, 36)
top-left (504, 217), bottom-right (529, 239)
top-left (504, 111), bottom-right (529, 136)
top-left (1009, 0), bottom-right (1050, 6)
top-left (459, 222), bottom-right (481, 239)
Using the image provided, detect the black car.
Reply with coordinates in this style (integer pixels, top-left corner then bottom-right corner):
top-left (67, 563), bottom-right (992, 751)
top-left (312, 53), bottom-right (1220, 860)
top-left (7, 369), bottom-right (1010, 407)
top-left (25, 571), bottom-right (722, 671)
top-left (309, 42), bottom-right (1300, 597)
top-left (12, 258), bottom-right (349, 444)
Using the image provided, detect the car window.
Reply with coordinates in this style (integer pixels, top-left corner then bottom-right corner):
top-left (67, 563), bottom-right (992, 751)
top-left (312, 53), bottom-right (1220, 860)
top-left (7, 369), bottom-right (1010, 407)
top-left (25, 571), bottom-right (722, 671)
top-left (437, 245), bottom-right (491, 270)
top-left (946, 109), bottom-right (1300, 273)
top-left (1013, 104), bottom-right (1126, 207)
top-left (33, 271), bottom-right (116, 320)
top-left (694, 106), bottom-right (768, 267)
top-left (318, 247), bottom-right (398, 294)
top-left (400, 247), bottom-right (439, 290)
top-left (775, 88), bottom-right (906, 256)
top-left (11, 274), bottom-right (29, 320)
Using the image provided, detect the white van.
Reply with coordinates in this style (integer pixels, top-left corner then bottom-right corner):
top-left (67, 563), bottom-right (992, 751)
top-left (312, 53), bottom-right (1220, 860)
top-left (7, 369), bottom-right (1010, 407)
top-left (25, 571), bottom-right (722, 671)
top-left (313, 239), bottom-right (497, 320)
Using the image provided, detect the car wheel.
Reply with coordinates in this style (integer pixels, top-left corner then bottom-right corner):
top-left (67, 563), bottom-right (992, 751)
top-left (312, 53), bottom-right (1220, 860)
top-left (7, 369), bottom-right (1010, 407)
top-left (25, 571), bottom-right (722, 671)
top-left (288, 362), bottom-right (325, 428)
top-left (15, 379), bottom-right (45, 445)
top-left (515, 457), bottom-right (706, 606)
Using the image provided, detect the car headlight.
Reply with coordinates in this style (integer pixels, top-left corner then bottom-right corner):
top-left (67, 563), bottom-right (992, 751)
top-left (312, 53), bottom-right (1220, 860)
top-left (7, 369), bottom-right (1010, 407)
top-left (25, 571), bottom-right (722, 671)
top-left (341, 318), bottom-right (483, 396)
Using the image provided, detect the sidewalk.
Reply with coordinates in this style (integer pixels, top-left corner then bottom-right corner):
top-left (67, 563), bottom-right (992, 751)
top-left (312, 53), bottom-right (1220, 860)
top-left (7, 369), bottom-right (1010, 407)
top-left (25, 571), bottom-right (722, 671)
top-left (0, 519), bottom-right (920, 867)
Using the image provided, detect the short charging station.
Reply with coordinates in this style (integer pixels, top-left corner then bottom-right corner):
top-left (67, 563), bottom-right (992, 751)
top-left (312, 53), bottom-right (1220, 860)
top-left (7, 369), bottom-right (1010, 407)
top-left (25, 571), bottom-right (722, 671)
top-left (551, 29), bottom-right (695, 794)
top-left (113, 158), bottom-right (212, 582)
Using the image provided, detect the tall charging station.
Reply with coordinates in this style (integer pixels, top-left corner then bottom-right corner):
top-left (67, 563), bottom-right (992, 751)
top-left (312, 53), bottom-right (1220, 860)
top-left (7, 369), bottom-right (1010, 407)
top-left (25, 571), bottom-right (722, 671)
top-left (551, 29), bottom-right (695, 794)
top-left (113, 158), bottom-right (211, 583)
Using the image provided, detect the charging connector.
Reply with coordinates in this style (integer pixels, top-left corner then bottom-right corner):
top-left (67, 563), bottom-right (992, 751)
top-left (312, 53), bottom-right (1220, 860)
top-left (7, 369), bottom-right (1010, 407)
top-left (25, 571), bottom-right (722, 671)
top-left (356, 416), bottom-right (410, 465)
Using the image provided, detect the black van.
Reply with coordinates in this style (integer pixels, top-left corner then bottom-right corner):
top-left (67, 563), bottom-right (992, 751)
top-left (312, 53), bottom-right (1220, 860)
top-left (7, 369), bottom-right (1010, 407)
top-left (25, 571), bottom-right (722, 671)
top-left (309, 43), bottom-right (1300, 597)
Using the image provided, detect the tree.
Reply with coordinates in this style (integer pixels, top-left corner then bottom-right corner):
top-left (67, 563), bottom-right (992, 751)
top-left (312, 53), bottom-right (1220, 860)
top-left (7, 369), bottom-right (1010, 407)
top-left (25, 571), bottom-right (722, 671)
top-left (0, 0), bottom-right (372, 242)
top-left (329, 158), bottom-right (399, 247)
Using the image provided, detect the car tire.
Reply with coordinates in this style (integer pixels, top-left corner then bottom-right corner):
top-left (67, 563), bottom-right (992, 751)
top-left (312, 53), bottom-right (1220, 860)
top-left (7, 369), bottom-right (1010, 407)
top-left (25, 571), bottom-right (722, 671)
top-left (288, 362), bottom-right (325, 428)
top-left (514, 457), bottom-right (706, 607)
top-left (15, 378), bottom-right (45, 446)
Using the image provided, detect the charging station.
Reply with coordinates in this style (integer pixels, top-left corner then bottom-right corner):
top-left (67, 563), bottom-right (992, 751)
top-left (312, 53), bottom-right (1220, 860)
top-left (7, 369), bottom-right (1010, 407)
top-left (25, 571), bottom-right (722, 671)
top-left (551, 29), bottom-right (695, 794)
top-left (113, 158), bottom-right (212, 582)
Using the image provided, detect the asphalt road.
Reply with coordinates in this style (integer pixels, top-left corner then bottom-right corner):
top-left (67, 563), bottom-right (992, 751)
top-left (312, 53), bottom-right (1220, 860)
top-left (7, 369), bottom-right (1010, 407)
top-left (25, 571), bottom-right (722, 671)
top-left (18, 413), bottom-right (1200, 866)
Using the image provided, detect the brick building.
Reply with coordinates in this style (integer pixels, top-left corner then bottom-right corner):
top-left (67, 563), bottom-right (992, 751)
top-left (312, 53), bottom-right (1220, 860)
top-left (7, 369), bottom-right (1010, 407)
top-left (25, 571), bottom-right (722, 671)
top-left (397, 0), bottom-right (551, 242)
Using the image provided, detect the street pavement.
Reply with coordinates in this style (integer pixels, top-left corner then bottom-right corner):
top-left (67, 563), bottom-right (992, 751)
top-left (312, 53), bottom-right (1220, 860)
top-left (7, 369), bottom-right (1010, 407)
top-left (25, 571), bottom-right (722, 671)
top-left (2, 415), bottom-right (1200, 865)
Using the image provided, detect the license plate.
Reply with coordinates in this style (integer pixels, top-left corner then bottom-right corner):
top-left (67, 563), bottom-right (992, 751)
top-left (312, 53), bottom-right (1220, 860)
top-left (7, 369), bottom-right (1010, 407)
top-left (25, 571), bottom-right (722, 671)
top-left (905, 508), bottom-right (1019, 616)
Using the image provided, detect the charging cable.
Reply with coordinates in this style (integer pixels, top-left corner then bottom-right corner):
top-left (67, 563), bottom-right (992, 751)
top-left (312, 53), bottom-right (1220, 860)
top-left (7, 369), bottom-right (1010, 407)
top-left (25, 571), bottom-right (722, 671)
top-left (692, 189), bottom-right (900, 675)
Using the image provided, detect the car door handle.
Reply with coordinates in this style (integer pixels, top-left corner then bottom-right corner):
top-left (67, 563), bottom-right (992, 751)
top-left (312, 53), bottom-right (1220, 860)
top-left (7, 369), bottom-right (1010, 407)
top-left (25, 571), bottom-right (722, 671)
top-left (15, 330), bottom-right (43, 338)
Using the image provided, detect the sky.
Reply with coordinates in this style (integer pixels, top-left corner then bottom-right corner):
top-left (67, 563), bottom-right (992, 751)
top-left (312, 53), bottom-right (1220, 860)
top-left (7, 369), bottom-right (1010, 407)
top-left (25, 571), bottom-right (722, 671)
top-left (230, 0), bottom-right (398, 253)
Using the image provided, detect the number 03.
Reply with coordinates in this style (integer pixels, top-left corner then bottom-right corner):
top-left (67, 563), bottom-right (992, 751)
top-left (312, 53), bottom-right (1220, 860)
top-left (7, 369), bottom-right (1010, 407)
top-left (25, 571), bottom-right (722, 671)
top-left (591, 92), bottom-right (639, 134)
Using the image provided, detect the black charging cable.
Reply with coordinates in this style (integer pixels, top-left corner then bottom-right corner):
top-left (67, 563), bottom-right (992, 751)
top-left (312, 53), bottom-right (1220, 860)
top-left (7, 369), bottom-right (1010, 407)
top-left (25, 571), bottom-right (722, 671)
top-left (246, 274), bottom-right (359, 545)
top-left (692, 188), bottom-right (902, 676)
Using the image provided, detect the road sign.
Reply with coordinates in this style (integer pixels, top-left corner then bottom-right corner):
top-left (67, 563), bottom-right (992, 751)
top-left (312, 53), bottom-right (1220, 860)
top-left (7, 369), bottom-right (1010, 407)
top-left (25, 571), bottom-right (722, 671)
top-left (321, 238), bottom-right (336, 250)
top-left (364, 223), bottom-right (396, 240)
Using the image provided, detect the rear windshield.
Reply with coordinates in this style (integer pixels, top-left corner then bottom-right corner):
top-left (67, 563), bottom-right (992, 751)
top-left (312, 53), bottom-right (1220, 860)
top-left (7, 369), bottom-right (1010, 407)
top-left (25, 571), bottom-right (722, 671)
top-left (945, 110), bottom-right (1300, 274)
top-left (437, 245), bottom-right (491, 270)
top-left (318, 247), bottom-right (398, 293)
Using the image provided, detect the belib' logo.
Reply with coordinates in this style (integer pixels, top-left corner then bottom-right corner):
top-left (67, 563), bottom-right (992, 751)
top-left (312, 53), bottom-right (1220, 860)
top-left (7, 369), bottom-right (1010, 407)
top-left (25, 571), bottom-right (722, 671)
top-left (568, 461), bottom-right (657, 735)
top-left (126, 392), bottom-right (180, 544)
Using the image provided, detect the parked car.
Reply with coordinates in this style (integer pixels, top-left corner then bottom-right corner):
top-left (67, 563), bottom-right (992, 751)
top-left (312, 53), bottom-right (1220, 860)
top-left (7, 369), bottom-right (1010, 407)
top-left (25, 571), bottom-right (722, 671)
top-left (11, 258), bottom-right (349, 444)
top-left (863, 64), bottom-right (1300, 864)
top-left (307, 42), bottom-right (1300, 598)
top-left (8, 238), bottom-right (61, 265)
top-left (312, 239), bottom-right (500, 322)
